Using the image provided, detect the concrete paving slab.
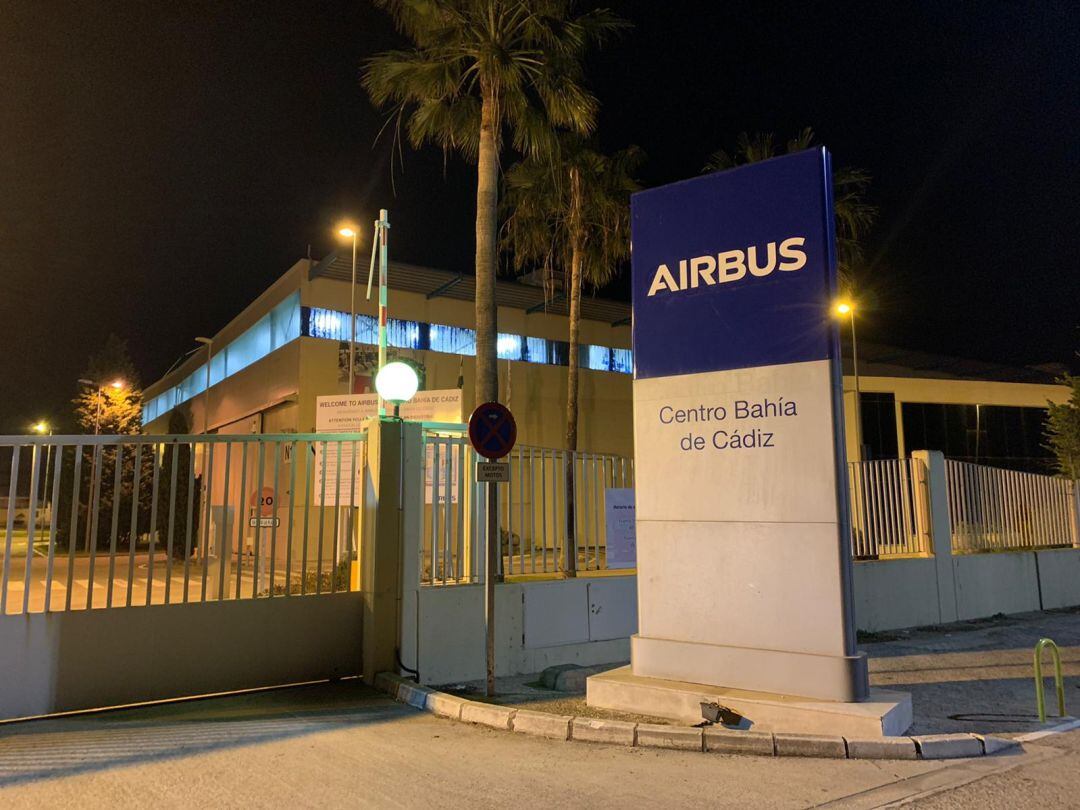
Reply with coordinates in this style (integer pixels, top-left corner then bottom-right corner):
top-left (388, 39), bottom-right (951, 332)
top-left (914, 733), bottom-right (985, 759)
top-left (512, 709), bottom-right (572, 740)
top-left (704, 727), bottom-right (776, 756)
top-left (774, 733), bottom-right (847, 758)
top-left (425, 692), bottom-right (468, 720)
top-left (846, 736), bottom-right (919, 760)
top-left (635, 723), bottom-right (703, 751)
top-left (977, 734), bottom-right (1022, 755)
top-left (572, 717), bottom-right (636, 746)
top-left (397, 682), bottom-right (433, 709)
top-left (460, 701), bottom-right (516, 730)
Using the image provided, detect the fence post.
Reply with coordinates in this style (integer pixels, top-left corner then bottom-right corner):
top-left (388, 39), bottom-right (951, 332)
top-left (911, 450), bottom-right (958, 624)
top-left (1069, 480), bottom-right (1080, 549)
top-left (360, 417), bottom-right (422, 684)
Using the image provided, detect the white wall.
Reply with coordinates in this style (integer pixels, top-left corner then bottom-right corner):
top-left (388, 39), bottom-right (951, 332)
top-left (411, 575), bottom-right (636, 685)
top-left (952, 553), bottom-right (1041, 620)
top-left (852, 558), bottom-right (941, 632)
top-left (1036, 549), bottom-right (1080, 610)
top-left (409, 548), bottom-right (1080, 681)
top-left (852, 548), bottom-right (1080, 634)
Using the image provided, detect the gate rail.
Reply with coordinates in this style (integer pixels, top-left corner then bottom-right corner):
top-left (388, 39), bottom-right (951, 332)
top-left (0, 432), bottom-right (365, 615)
top-left (421, 430), bottom-right (634, 585)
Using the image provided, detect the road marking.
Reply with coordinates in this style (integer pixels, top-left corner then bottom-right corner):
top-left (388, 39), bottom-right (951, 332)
top-left (1015, 716), bottom-right (1080, 742)
top-left (815, 744), bottom-right (1064, 809)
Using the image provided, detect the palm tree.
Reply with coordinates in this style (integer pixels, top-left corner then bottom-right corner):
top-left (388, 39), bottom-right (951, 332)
top-left (363, 0), bottom-right (626, 406)
top-left (502, 137), bottom-right (642, 571)
top-left (704, 128), bottom-right (877, 289)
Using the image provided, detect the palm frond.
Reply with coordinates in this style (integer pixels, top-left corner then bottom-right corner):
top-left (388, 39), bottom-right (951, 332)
top-left (702, 127), bottom-right (878, 287)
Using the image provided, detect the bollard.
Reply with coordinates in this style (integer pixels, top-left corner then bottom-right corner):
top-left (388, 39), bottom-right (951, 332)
top-left (1034, 638), bottom-right (1066, 723)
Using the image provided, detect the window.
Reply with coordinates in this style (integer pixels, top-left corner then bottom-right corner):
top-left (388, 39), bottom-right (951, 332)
top-left (525, 336), bottom-right (549, 364)
top-left (429, 324), bottom-right (476, 356)
top-left (859, 393), bottom-right (898, 460)
top-left (585, 345), bottom-right (612, 372)
top-left (612, 348), bottom-right (633, 375)
top-left (388, 319), bottom-right (422, 350)
top-left (143, 292), bottom-right (302, 423)
top-left (497, 333), bottom-right (523, 361)
top-left (901, 402), bottom-right (1052, 473)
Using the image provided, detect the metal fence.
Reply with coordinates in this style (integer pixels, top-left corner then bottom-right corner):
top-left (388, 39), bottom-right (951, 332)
top-left (422, 430), bottom-right (634, 585)
top-left (0, 433), bottom-right (366, 615)
top-left (945, 459), bottom-right (1079, 553)
top-left (848, 458), bottom-right (930, 559)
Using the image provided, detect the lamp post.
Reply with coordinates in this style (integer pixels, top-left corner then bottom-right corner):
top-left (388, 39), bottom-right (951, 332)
top-left (77, 377), bottom-right (125, 552)
top-left (365, 210), bottom-right (391, 416)
top-left (338, 227), bottom-right (359, 395)
top-left (834, 301), bottom-right (863, 461)
top-left (32, 421), bottom-right (53, 508)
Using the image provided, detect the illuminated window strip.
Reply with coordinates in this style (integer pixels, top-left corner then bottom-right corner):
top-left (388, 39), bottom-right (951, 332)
top-left (143, 298), bottom-right (631, 424)
top-left (304, 306), bottom-right (632, 376)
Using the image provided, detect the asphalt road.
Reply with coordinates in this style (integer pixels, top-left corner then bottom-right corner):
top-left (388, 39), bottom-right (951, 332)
top-left (1, 681), bottom-right (1077, 809)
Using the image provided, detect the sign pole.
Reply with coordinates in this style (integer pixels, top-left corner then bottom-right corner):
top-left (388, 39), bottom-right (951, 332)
top-left (485, 461), bottom-right (497, 696)
top-left (467, 402), bottom-right (517, 699)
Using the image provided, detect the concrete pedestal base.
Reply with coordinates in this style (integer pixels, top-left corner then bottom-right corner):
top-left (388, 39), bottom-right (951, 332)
top-left (632, 634), bottom-right (869, 702)
top-left (587, 666), bottom-right (912, 738)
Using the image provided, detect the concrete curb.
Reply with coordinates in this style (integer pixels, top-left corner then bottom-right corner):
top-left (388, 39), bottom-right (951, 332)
top-left (374, 673), bottom-right (1020, 762)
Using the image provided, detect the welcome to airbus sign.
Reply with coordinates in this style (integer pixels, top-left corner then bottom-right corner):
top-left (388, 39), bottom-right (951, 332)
top-left (630, 148), bottom-right (868, 702)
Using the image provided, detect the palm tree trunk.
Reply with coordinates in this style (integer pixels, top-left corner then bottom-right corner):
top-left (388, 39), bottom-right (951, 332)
top-left (474, 89), bottom-right (499, 406)
top-left (564, 168), bottom-right (583, 576)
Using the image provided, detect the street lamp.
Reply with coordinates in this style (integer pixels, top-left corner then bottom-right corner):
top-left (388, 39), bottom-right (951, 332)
top-left (78, 378), bottom-right (127, 435)
top-left (374, 361), bottom-right (419, 419)
top-left (338, 225), bottom-right (359, 396)
top-left (833, 300), bottom-right (863, 461)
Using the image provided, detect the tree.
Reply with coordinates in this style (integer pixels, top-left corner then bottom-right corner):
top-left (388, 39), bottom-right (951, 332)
top-left (156, 409), bottom-right (202, 560)
top-left (502, 137), bottom-right (641, 571)
top-left (74, 334), bottom-right (143, 435)
top-left (58, 335), bottom-right (148, 551)
top-left (502, 137), bottom-right (641, 451)
top-left (1045, 375), bottom-right (1080, 479)
top-left (703, 128), bottom-right (877, 289)
top-left (363, 0), bottom-right (626, 406)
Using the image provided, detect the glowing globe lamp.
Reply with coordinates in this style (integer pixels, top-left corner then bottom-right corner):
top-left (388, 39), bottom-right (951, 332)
top-left (375, 361), bottom-right (419, 416)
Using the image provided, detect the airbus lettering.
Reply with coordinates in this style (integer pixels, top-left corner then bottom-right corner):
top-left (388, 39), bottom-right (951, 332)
top-left (647, 236), bottom-right (808, 297)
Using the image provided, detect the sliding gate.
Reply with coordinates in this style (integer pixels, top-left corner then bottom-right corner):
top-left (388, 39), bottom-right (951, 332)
top-left (0, 432), bottom-right (367, 720)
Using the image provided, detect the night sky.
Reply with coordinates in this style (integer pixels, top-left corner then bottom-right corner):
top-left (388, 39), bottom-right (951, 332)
top-left (3, 1), bottom-right (1078, 433)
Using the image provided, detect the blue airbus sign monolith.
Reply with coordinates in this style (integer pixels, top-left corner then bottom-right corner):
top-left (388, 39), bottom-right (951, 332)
top-left (610, 148), bottom-right (877, 707)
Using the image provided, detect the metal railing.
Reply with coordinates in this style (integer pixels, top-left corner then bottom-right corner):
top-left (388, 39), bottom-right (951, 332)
top-left (848, 458), bottom-right (930, 559)
top-left (945, 459), bottom-right (1078, 553)
top-left (0, 433), bottom-right (366, 615)
top-left (421, 430), bottom-right (635, 585)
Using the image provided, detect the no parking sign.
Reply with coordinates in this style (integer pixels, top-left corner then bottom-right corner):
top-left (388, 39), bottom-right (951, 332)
top-left (467, 402), bottom-right (517, 460)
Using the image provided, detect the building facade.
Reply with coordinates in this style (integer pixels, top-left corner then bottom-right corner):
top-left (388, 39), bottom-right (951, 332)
top-left (144, 252), bottom-right (1070, 473)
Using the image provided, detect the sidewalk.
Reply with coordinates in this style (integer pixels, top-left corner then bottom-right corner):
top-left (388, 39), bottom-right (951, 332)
top-left (441, 608), bottom-right (1080, 738)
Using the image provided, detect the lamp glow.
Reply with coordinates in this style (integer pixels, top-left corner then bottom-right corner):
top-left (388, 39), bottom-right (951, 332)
top-left (339, 227), bottom-right (356, 238)
top-left (32, 421), bottom-right (48, 434)
top-left (834, 301), bottom-right (853, 316)
top-left (110, 379), bottom-right (125, 390)
top-left (374, 362), bottom-right (419, 406)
